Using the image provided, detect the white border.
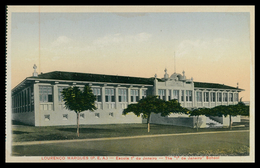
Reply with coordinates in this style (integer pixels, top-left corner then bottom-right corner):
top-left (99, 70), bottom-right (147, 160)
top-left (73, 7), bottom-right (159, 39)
top-left (6, 5), bottom-right (255, 163)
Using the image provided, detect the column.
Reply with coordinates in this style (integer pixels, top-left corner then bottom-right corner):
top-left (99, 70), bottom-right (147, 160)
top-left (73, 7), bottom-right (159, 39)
top-left (215, 91), bottom-right (217, 107)
top-left (139, 88), bottom-right (142, 100)
top-left (28, 87), bottom-right (31, 112)
top-left (115, 87), bottom-right (119, 109)
top-left (178, 89), bottom-right (181, 103)
top-left (232, 92), bottom-right (235, 104)
top-left (153, 79), bottom-right (158, 96)
top-left (202, 90), bottom-right (204, 107)
top-left (101, 85), bottom-right (106, 110)
top-left (34, 83), bottom-right (40, 126)
top-left (165, 89), bottom-right (169, 101)
top-left (208, 91), bottom-right (210, 105)
top-left (184, 90), bottom-right (186, 107)
top-left (53, 84), bottom-right (59, 111)
top-left (192, 90), bottom-right (195, 108)
top-left (170, 89), bottom-right (173, 100)
top-left (128, 87), bottom-right (131, 105)
top-left (227, 91), bottom-right (229, 105)
top-left (221, 92), bottom-right (223, 105)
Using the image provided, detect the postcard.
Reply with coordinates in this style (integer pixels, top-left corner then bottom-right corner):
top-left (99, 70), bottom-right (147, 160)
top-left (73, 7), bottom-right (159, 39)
top-left (6, 5), bottom-right (255, 162)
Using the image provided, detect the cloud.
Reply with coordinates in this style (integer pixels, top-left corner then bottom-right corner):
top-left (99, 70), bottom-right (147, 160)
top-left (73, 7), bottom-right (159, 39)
top-left (43, 33), bottom-right (152, 58)
top-left (92, 32), bottom-right (152, 48)
top-left (51, 36), bottom-right (71, 47)
top-left (175, 38), bottom-right (235, 61)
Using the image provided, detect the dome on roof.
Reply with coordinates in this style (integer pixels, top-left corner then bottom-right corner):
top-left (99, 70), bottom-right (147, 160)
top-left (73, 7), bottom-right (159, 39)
top-left (169, 73), bottom-right (181, 80)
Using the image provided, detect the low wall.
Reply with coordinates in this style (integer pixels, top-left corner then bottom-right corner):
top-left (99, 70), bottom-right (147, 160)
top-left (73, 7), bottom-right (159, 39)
top-left (12, 112), bottom-right (35, 125)
top-left (209, 116), bottom-right (223, 124)
top-left (35, 108), bottom-right (143, 126)
top-left (209, 115), bottom-right (241, 127)
top-left (150, 113), bottom-right (195, 128)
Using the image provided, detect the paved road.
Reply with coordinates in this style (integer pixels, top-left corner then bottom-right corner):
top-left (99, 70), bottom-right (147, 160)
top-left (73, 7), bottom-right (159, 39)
top-left (12, 130), bottom-right (249, 156)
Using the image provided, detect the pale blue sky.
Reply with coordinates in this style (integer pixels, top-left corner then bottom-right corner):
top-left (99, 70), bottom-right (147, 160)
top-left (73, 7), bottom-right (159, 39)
top-left (11, 12), bottom-right (251, 100)
top-left (11, 12), bottom-right (250, 48)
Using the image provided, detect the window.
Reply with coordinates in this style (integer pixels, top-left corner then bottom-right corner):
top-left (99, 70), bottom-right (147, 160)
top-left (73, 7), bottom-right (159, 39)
top-left (158, 89), bottom-right (166, 100)
top-left (62, 114), bottom-right (68, 120)
top-left (80, 113), bottom-right (85, 119)
top-left (27, 88), bottom-right (31, 112)
top-left (223, 93), bottom-right (228, 102)
top-left (142, 89), bottom-right (147, 99)
top-left (118, 89), bottom-right (127, 102)
top-left (39, 86), bottom-right (53, 103)
top-left (217, 92), bottom-right (222, 102)
top-left (186, 90), bottom-right (192, 102)
top-left (168, 90), bottom-right (171, 100)
top-left (25, 89), bottom-right (27, 112)
top-left (30, 86), bottom-right (34, 112)
top-left (58, 86), bottom-right (68, 102)
top-left (21, 91), bottom-right (24, 112)
top-left (196, 91), bottom-right (202, 102)
top-left (95, 113), bottom-right (100, 118)
top-left (234, 93), bottom-right (238, 101)
top-left (93, 88), bottom-right (102, 102)
top-left (210, 92), bottom-right (216, 102)
top-left (181, 90), bottom-right (184, 101)
top-left (173, 90), bottom-right (179, 101)
top-left (204, 92), bottom-right (209, 102)
top-left (105, 88), bottom-right (115, 102)
top-left (131, 89), bottom-right (139, 102)
top-left (109, 112), bottom-right (114, 117)
top-left (44, 115), bottom-right (50, 121)
top-left (229, 93), bottom-right (233, 102)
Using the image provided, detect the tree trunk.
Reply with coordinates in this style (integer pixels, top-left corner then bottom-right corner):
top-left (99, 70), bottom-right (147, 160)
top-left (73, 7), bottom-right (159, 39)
top-left (77, 112), bottom-right (80, 137)
top-left (147, 114), bottom-right (150, 133)
top-left (229, 115), bottom-right (232, 130)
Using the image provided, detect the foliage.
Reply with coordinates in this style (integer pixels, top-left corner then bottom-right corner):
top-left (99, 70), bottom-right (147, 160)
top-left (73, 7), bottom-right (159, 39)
top-left (123, 96), bottom-right (188, 119)
top-left (187, 102), bottom-right (249, 130)
top-left (62, 85), bottom-right (97, 113)
top-left (123, 96), bottom-right (188, 132)
top-left (188, 108), bottom-right (211, 117)
top-left (61, 85), bottom-right (97, 136)
top-left (188, 102), bottom-right (249, 117)
top-left (162, 99), bottom-right (189, 117)
top-left (123, 95), bottom-right (166, 119)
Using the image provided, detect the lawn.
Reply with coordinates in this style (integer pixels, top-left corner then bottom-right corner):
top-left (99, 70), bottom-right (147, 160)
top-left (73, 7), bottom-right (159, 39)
top-left (12, 120), bottom-right (249, 142)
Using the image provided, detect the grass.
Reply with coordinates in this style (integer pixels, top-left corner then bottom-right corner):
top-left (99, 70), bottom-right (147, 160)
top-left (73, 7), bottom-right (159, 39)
top-left (12, 121), bottom-right (249, 143)
top-left (176, 145), bottom-right (250, 156)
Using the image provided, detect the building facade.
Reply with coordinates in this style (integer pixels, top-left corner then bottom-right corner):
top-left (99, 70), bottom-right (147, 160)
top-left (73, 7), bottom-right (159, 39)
top-left (11, 66), bottom-right (244, 127)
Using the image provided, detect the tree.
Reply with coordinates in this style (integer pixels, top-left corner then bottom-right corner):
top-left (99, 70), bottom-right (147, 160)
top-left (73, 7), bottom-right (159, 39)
top-left (220, 102), bottom-right (249, 130)
top-left (188, 108), bottom-right (211, 131)
top-left (162, 99), bottom-right (189, 116)
top-left (123, 96), bottom-right (187, 132)
top-left (190, 102), bottom-right (250, 130)
top-left (61, 85), bottom-right (97, 137)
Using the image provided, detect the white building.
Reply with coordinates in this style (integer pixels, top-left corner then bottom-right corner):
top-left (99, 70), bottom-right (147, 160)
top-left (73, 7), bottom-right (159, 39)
top-left (11, 65), bottom-right (244, 128)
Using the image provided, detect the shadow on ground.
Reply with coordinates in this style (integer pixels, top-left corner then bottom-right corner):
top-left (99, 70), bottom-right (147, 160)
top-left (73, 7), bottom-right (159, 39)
top-left (57, 127), bottom-right (109, 133)
top-left (12, 131), bottom-right (29, 135)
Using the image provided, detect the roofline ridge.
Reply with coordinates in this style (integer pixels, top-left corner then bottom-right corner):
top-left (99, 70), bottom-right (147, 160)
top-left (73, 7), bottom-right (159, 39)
top-left (194, 81), bottom-right (243, 90)
top-left (39, 70), bottom-right (153, 79)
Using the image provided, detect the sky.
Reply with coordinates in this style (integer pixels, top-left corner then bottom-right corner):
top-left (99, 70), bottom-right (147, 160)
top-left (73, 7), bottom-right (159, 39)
top-left (10, 11), bottom-right (251, 101)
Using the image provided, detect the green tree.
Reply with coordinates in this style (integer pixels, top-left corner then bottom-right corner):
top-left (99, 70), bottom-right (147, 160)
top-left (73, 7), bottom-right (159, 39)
top-left (61, 85), bottom-right (97, 137)
top-left (218, 102), bottom-right (249, 130)
top-left (192, 102), bottom-right (250, 130)
top-left (188, 102), bottom-right (250, 130)
top-left (188, 108), bottom-right (211, 131)
top-left (162, 99), bottom-right (189, 116)
top-left (123, 96), bottom-right (187, 132)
